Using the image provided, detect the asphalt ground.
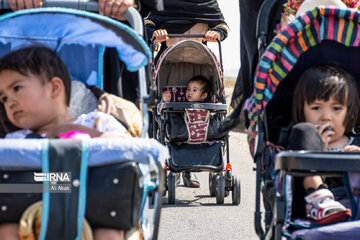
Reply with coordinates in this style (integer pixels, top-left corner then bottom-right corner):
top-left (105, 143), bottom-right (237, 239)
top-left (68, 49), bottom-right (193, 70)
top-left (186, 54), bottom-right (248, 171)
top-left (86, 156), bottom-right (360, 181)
top-left (149, 131), bottom-right (259, 240)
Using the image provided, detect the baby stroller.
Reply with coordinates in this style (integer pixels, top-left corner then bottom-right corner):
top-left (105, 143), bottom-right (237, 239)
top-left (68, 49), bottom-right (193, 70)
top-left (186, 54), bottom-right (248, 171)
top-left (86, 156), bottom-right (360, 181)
top-left (151, 36), bottom-right (241, 205)
top-left (0, 2), bottom-right (165, 240)
top-left (246, 4), bottom-right (360, 240)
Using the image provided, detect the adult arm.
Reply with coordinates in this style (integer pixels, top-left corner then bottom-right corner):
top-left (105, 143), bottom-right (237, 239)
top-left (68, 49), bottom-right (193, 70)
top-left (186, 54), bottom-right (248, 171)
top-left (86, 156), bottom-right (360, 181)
top-left (208, 22), bottom-right (229, 42)
top-left (7, 0), bottom-right (134, 21)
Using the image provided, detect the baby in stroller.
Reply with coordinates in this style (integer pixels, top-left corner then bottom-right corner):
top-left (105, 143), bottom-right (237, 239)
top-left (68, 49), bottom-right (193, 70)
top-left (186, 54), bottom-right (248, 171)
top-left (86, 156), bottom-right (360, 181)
top-left (0, 45), bottom-right (127, 240)
top-left (162, 75), bottom-right (211, 187)
top-left (246, 3), bottom-right (360, 238)
top-left (153, 39), bottom-right (241, 205)
top-left (162, 75), bottom-right (210, 103)
top-left (287, 64), bottom-right (359, 224)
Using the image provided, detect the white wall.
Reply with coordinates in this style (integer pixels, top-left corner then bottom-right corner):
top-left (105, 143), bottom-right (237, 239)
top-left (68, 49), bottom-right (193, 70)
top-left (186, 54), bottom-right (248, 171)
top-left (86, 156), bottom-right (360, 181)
top-left (208, 0), bottom-right (240, 79)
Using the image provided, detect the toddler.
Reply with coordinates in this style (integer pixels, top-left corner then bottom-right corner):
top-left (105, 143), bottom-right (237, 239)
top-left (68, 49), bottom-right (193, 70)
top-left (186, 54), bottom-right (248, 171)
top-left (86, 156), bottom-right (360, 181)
top-left (0, 45), bottom-right (128, 240)
top-left (289, 64), bottom-right (360, 224)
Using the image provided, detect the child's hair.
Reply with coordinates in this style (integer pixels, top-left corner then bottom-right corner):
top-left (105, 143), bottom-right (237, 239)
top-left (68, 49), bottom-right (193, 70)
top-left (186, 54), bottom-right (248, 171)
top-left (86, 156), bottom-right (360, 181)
top-left (188, 75), bottom-right (211, 101)
top-left (292, 64), bottom-right (360, 133)
top-left (0, 45), bottom-right (71, 105)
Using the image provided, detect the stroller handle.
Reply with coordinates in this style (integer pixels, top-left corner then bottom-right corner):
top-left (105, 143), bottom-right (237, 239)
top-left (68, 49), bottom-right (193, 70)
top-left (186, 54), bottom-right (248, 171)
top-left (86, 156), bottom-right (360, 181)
top-left (150, 33), bottom-right (224, 73)
top-left (0, 0), bottom-right (143, 36)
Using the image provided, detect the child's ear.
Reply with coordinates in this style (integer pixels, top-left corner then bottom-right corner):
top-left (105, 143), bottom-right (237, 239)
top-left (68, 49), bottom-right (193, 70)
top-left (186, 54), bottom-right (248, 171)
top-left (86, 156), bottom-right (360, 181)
top-left (201, 92), bottom-right (208, 101)
top-left (49, 77), bottom-right (64, 99)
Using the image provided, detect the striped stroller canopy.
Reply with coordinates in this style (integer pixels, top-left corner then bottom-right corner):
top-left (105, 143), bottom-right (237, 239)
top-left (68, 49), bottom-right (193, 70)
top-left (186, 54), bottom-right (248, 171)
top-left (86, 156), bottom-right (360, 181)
top-left (247, 6), bottom-right (360, 155)
top-left (0, 8), bottom-right (151, 87)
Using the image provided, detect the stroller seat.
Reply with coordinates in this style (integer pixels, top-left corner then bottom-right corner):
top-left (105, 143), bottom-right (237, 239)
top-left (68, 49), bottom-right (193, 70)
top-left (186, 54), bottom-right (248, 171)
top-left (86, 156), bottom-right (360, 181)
top-left (158, 85), bottom-right (227, 143)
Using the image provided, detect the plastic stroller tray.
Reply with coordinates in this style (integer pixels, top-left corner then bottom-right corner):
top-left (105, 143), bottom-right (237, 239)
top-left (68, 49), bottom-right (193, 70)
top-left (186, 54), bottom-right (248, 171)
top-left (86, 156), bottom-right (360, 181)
top-left (275, 151), bottom-right (360, 173)
top-left (167, 142), bottom-right (223, 172)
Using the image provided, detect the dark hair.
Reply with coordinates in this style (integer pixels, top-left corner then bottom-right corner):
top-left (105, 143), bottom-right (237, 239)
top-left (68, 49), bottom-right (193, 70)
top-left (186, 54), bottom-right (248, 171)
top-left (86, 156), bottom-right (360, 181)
top-left (292, 64), bottom-right (360, 133)
top-left (0, 45), bottom-right (71, 105)
top-left (188, 75), bottom-right (211, 101)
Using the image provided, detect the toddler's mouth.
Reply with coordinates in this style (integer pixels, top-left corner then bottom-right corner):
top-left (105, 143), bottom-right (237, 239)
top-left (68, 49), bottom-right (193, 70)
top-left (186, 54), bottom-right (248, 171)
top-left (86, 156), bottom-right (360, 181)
top-left (13, 110), bottom-right (22, 119)
top-left (322, 126), bottom-right (333, 133)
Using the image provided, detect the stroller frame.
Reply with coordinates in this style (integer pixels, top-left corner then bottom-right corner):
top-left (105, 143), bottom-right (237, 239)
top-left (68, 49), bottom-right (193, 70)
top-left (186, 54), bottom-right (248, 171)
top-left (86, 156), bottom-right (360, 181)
top-left (0, 2), bottom-right (164, 240)
top-left (150, 36), bottom-right (241, 205)
top-left (249, 3), bottom-right (360, 240)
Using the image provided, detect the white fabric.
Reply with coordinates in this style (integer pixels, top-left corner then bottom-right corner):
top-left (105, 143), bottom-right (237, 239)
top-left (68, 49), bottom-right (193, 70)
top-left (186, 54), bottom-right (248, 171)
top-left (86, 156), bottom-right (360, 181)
top-left (68, 80), bottom-right (98, 118)
top-left (5, 111), bottom-right (127, 139)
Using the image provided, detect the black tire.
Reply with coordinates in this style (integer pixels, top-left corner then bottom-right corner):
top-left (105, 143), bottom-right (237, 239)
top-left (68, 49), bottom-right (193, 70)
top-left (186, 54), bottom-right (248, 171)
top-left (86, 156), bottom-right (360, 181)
top-left (232, 175), bottom-right (241, 205)
top-left (216, 175), bottom-right (225, 204)
top-left (209, 172), bottom-right (216, 197)
top-left (168, 172), bottom-right (176, 204)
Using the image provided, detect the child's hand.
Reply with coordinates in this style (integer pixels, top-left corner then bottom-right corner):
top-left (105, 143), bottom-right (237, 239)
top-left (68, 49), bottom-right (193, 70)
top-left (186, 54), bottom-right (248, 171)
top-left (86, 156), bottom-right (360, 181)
top-left (343, 145), bottom-right (360, 152)
top-left (204, 30), bottom-right (220, 42)
top-left (316, 123), bottom-right (334, 150)
top-left (152, 29), bottom-right (169, 43)
top-left (162, 90), bottom-right (171, 102)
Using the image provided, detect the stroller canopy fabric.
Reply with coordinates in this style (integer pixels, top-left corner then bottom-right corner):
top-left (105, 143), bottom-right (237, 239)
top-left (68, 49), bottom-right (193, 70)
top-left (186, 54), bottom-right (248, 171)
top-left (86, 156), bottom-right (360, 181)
top-left (154, 40), bottom-right (224, 99)
top-left (247, 6), bottom-right (360, 154)
top-left (0, 8), bottom-right (151, 86)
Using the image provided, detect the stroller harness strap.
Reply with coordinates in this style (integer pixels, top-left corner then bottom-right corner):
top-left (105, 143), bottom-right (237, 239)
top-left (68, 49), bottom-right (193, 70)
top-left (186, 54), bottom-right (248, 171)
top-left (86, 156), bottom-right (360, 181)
top-left (39, 140), bottom-right (89, 240)
top-left (184, 109), bottom-right (210, 143)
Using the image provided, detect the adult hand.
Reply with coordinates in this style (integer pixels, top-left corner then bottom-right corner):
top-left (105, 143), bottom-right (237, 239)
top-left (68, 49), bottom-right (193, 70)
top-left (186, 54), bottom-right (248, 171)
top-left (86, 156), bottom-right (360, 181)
top-left (98, 0), bottom-right (133, 21)
top-left (8, 0), bottom-right (42, 11)
top-left (152, 29), bottom-right (169, 43)
top-left (281, 14), bottom-right (295, 30)
top-left (204, 30), bottom-right (220, 42)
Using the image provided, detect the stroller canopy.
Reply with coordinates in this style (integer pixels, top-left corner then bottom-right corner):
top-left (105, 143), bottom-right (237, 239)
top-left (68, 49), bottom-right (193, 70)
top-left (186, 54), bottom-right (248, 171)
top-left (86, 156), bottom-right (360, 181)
top-left (0, 8), bottom-right (151, 87)
top-left (154, 40), bottom-right (224, 100)
top-left (247, 6), bottom-right (360, 154)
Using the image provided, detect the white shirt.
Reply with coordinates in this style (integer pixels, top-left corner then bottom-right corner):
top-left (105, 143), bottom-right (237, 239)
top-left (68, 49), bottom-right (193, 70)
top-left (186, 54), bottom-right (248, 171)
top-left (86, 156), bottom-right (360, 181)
top-left (5, 111), bottom-right (128, 139)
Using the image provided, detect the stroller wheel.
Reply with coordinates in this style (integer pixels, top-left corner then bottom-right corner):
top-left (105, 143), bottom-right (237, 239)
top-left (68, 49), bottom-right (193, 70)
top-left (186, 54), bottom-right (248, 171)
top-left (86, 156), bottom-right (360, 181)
top-left (232, 175), bottom-right (241, 205)
top-left (208, 172), bottom-right (217, 197)
top-left (216, 175), bottom-right (225, 204)
top-left (168, 172), bottom-right (176, 204)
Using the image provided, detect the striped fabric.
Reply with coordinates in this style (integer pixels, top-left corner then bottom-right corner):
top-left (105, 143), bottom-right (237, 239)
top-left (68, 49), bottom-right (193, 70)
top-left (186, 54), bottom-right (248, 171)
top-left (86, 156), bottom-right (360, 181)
top-left (247, 6), bottom-right (360, 155)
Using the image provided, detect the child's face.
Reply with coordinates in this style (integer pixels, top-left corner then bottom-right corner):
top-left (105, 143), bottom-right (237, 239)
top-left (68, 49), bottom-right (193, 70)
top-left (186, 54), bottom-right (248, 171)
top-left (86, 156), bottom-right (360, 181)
top-left (304, 96), bottom-right (347, 145)
top-left (0, 70), bottom-right (57, 131)
top-left (185, 81), bottom-right (207, 102)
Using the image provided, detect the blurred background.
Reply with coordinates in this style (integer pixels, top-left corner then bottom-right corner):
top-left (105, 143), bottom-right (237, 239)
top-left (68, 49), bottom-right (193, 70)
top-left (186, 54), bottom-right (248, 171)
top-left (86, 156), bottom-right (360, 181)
top-left (208, 0), bottom-right (240, 80)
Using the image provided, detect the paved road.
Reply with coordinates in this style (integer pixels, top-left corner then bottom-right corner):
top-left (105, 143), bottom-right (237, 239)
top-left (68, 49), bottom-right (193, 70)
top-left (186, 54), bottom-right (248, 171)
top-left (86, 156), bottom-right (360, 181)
top-left (149, 131), bottom-right (259, 240)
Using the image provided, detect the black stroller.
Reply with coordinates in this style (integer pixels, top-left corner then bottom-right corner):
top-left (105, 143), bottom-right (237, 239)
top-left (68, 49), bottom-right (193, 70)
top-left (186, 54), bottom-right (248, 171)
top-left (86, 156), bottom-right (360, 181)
top-left (245, 3), bottom-right (360, 240)
top-left (151, 37), bottom-right (241, 205)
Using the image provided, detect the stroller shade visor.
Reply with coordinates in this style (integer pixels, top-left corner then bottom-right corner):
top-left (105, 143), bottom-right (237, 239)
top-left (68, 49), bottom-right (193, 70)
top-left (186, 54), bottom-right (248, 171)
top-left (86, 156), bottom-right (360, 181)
top-left (0, 8), bottom-right (151, 87)
top-left (154, 40), bottom-right (223, 99)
